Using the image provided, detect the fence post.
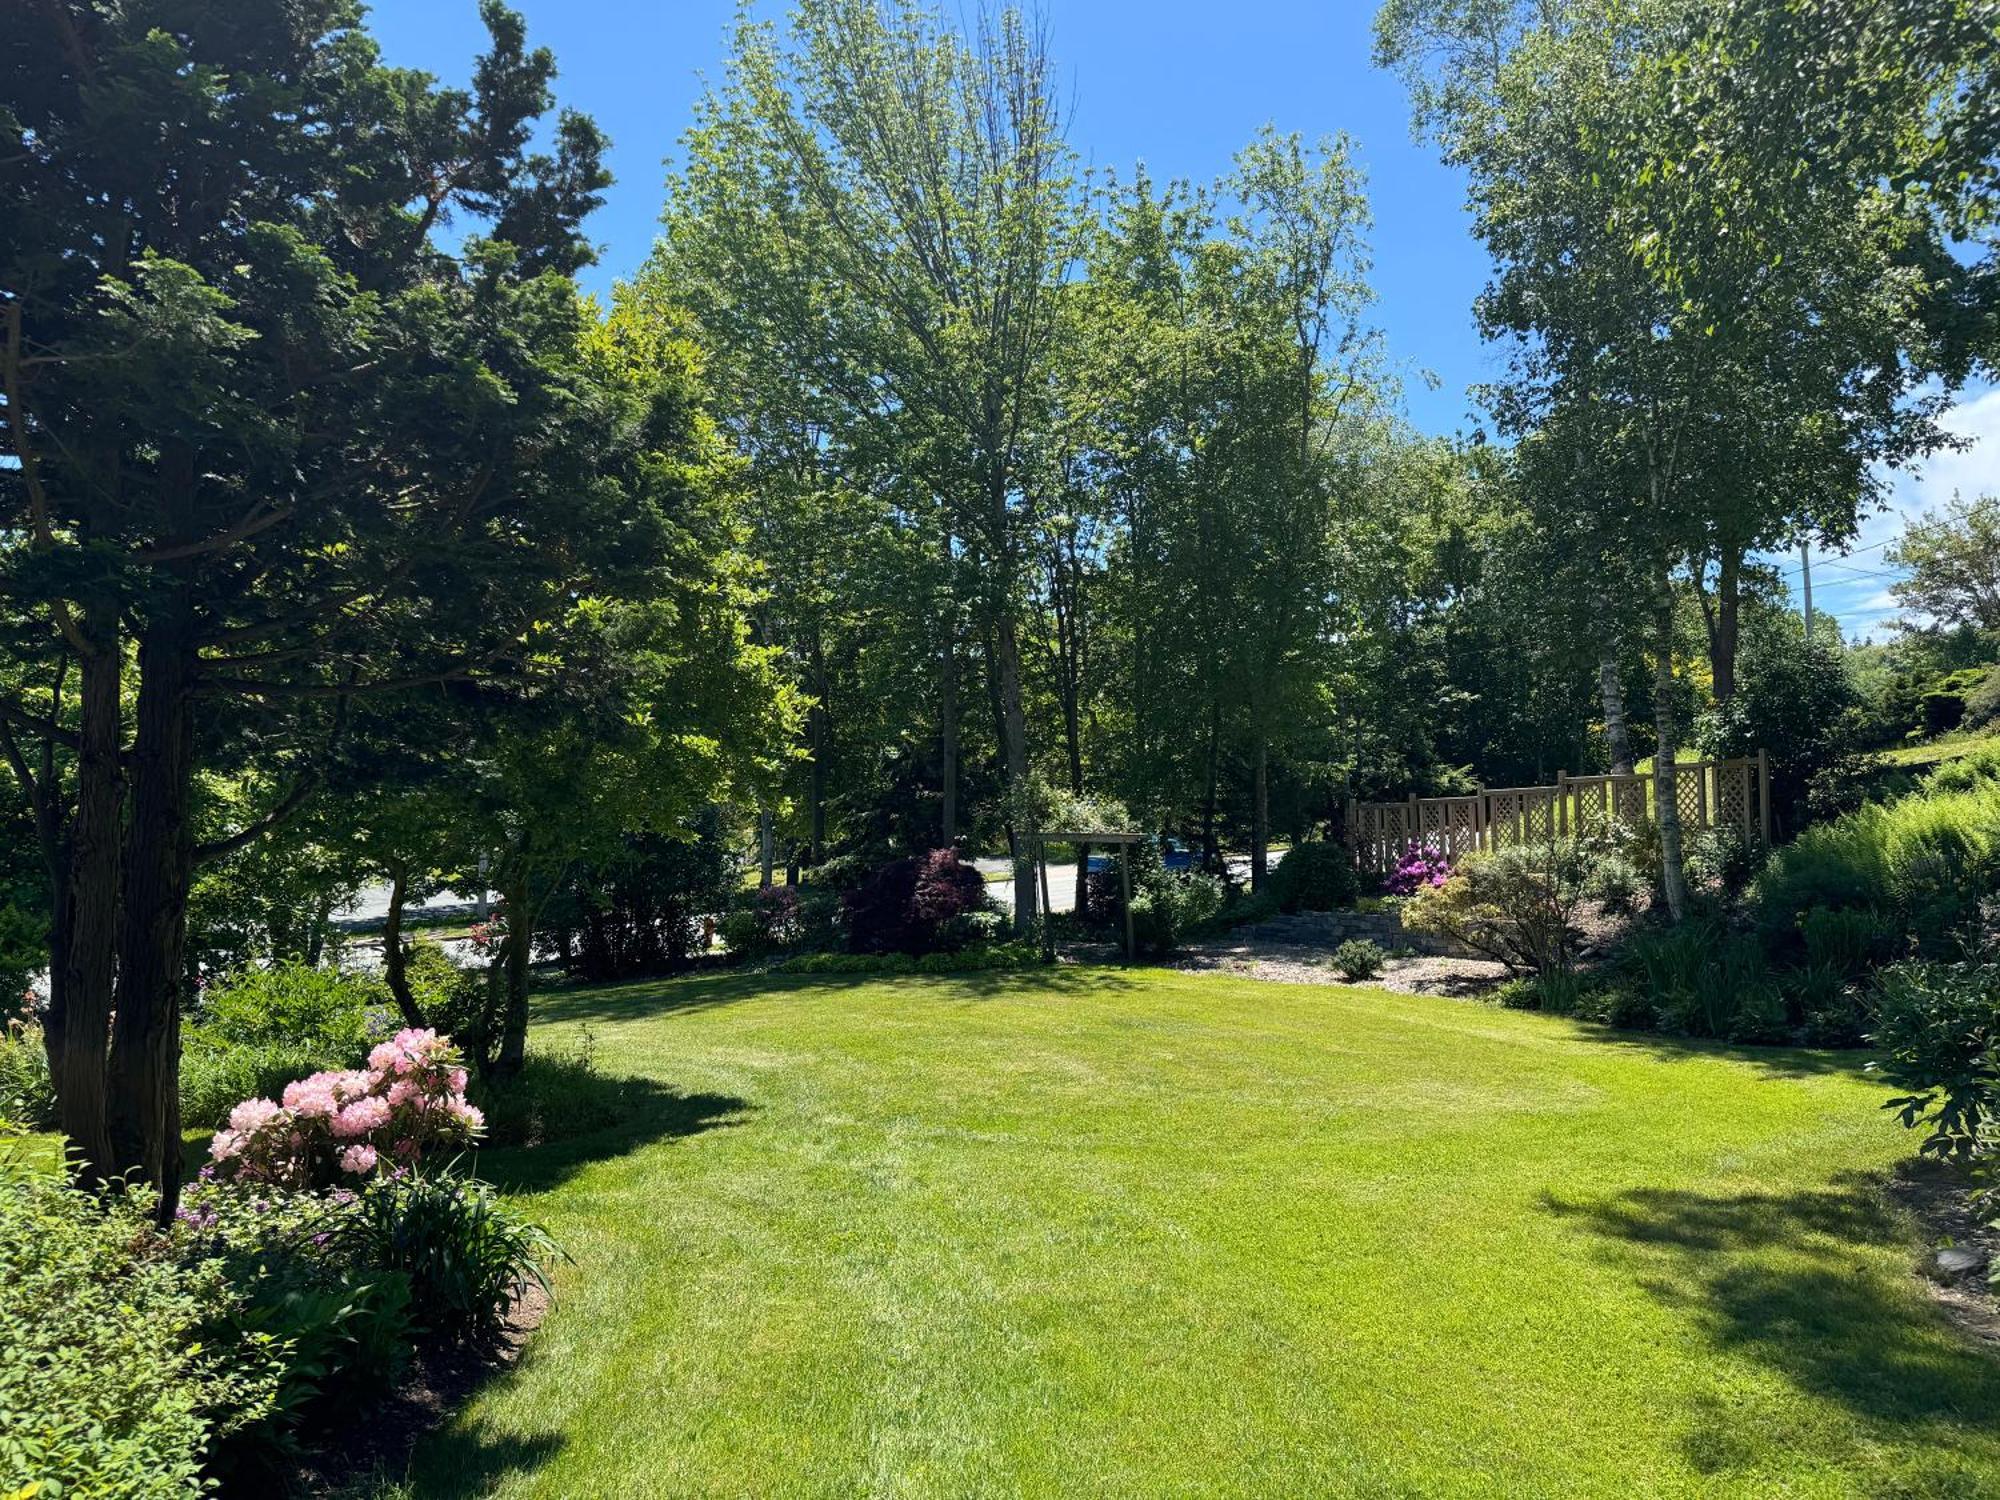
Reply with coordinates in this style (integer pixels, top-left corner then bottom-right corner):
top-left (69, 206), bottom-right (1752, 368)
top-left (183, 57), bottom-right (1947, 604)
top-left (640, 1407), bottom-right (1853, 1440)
top-left (1756, 748), bottom-right (1772, 845)
top-left (1556, 771), bottom-right (1569, 837)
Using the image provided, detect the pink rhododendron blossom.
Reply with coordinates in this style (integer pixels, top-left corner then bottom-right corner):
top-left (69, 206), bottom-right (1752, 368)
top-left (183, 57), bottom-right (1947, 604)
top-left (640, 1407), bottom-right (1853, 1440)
top-left (206, 1028), bottom-right (483, 1188)
top-left (227, 1097), bottom-right (283, 1135)
top-left (332, 1096), bottom-right (392, 1138)
top-left (339, 1143), bottom-right (378, 1174)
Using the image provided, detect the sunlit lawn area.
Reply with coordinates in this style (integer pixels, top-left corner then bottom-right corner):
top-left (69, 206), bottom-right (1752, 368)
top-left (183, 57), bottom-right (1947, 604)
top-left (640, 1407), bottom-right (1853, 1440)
top-left (394, 968), bottom-right (2000, 1498)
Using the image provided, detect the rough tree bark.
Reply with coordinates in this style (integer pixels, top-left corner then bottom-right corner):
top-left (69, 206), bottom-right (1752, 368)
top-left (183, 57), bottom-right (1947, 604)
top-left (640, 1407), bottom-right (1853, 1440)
top-left (107, 605), bottom-right (198, 1220)
top-left (493, 849), bottom-right (535, 1080)
top-left (381, 858), bottom-right (427, 1028)
top-left (996, 612), bottom-right (1036, 934)
top-left (53, 596), bottom-right (121, 1186)
top-left (1695, 545), bottom-right (1743, 704)
top-left (1250, 734), bottom-right (1270, 893)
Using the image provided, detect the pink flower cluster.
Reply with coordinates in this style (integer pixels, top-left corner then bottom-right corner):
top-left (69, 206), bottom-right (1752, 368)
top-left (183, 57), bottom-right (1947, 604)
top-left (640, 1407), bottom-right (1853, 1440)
top-left (209, 1028), bottom-right (485, 1188)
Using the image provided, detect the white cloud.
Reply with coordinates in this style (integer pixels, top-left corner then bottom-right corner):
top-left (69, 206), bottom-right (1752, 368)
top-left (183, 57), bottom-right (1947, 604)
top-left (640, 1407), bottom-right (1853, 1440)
top-left (1761, 380), bottom-right (2000, 640)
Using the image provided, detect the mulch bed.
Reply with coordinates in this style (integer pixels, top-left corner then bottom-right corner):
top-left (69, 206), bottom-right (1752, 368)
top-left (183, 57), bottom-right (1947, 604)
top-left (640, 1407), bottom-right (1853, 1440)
top-left (291, 1283), bottom-right (549, 1497)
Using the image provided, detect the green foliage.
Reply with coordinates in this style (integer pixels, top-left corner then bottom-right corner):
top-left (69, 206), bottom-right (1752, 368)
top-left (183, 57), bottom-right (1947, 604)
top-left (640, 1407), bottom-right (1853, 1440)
top-left (777, 944), bottom-right (1043, 976)
top-left (1964, 668), bottom-right (2000, 732)
top-left (1129, 873), bottom-right (1227, 956)
top-left (196, 963), bottom-right (380, 1057)
top-left (1700, 635), bottom-right (1864, 836)
top-left (1888, 495), bottom-right (2000, 635)
top-left (1615, 920), bottom-right (1785, 1042)
top-left (0, 1018), bottom-right (53, 1130)
top-left (470, 1031), bottom-right (633, 1149)
top-left (1754, 779), bottom-right (2000, 954)
top-left (1330, 939), bottom-right (1388, 982)
top-left (1869, 960), bottom-right (2000, 1159)
top-left (0, 1162), bottom-right (277, 1500)
top-left (179, 1039), bottom-right (333, 1132)
top-left (1402, 837), bottom-right (1598, 975)
top-left (337, 1174), bottom-right (559, 1345)
top-left (545, 818), bottom-right (736, 981)
top-left (0, 902), bottom-right (46, 1006)
top-left (177, 961), bottom-right (384, 1128)
top-left (1271, 841), bottom-right (1361, 913)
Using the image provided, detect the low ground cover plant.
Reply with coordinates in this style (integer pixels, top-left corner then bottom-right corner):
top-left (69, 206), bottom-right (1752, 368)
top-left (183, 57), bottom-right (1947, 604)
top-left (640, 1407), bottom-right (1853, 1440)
top-left (1331, 938), bottom-right (1387, 981)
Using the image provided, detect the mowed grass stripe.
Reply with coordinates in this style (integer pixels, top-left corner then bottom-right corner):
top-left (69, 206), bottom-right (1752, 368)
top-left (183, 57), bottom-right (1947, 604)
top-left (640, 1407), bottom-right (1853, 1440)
top-left (394, 969), bottom-right (2000, 1499)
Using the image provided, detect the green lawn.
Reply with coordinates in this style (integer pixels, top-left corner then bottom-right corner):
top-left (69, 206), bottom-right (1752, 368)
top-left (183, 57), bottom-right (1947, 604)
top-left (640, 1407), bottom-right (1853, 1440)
top-left (1872, 726), bottom-right (2000, 769)
top-left (396, 968), bottom-right (2000, 1499)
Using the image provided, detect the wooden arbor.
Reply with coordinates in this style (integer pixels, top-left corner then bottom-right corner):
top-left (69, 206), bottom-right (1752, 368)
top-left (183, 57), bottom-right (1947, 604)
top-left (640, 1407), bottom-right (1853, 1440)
top-left (1022, 829), bottom-right (1144, 962)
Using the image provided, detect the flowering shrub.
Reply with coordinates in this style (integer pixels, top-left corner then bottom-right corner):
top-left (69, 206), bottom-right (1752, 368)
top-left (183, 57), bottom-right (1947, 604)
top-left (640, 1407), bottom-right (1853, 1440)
top-left (208, 1029), bottom-right (484, 1188)
top-left (1383, 847), bottom-right (1452, 897)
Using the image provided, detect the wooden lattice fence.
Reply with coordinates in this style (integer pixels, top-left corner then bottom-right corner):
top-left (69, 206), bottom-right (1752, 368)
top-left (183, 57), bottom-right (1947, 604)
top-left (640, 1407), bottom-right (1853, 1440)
top-left (1346, 753), bottom-right (1772, 877)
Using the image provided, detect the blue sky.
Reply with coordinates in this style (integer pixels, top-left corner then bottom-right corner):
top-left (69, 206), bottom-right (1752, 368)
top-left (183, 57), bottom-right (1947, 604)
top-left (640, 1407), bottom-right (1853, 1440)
top-left (367, 0), bottom-right (1997, 639)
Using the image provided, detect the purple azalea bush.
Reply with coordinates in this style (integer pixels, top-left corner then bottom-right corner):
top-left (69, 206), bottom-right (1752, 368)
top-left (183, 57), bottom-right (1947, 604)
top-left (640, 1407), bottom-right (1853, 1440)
top-left (1383, 847), bottom-right (1453, 897)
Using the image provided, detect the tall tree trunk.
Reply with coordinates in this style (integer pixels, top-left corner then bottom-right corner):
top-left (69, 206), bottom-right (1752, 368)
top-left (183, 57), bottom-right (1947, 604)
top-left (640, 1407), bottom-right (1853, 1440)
top-left (381, 859), bottom-right (426, 1027)
top-left (939, 626), bottom-right (958, 850)
top-left (53, 597), bottom-right (121, 1186)
top-left (107, 616), bottom-right (197, 1219)
top-left (1250, 734), bottom-right (1270, 894)
top-left (1599, 650), bottom-right (1633, 775)
top-left (1653, 589), bottom-right (1690, 923)
top-left (758, 810), bottom-right (775, 889)
top-left (1200, 703), bottom-right (1221, 872)
top-left (995, 611), bottom-right (1035, 934)
top-left (1711, 547), bottom-right (1741, 704)
top-left (493, 853), bottom-right (534, 1080)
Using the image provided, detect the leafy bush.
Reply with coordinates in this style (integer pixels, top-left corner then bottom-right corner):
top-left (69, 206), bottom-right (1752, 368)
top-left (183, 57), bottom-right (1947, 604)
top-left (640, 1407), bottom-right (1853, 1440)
top-left (336, 1173), bottom-right (557, 1344)
top-left (843, 850), bottom-right (992, 955)
top-left (1619, 919), bottom-right (1786, 1041)
top-left (1, 1159), bottom-right (279, 1500)
top-left (181, 1037), bottom-right (335, 1132)
top-left (720, 884), bottom-right (802, 960)
top-left (1402, 838), bottom-right (1597, 975)
top-left (1963, 667), bottom-right (2000, 731)
top-left (1129, 871), bottom-right (1226, 954)
top-left (207, 1029), bottom-right (483, 1187)
top-left (1923, 742), bottom-right (2000, 794)
top-left (0, 1013), bottom-right (54, 1129)
top-left (196, 962), bottom-right (381, 1057)
top-left (1697, 632), bottom-right (1863, 835)
top-left (1754, 778), bottom-right (2000, 955)
top-left (1272, 840), bottom-right (1361, 910)
top-left (1330, 939), bottom-right (1387, 981)
top-left (1798, 905), bottom-right (1897, 975)
top-left (543, 814), bottom-right (733, 981)
top-left (1869, 959), bottom-right (2000, 1158)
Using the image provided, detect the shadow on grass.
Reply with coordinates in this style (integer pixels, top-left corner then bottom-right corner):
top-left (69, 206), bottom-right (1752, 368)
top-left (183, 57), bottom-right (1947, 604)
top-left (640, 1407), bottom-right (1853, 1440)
top-left (1544, 1172), bottom-right (2000, 1468)
top-left (529, 960), bottom-right (1148, 1027)
top-left (392, 1427), bottom-right (566, 1500)
top-left (1564, 1023), bottom-right (1880, 1082)
top-left (471, 1072), bottom-right (751, 1197)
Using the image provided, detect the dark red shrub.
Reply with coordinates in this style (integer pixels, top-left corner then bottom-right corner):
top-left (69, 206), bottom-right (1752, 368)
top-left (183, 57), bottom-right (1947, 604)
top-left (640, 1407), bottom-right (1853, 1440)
top-left (844, 850), bottom-right (988, 954)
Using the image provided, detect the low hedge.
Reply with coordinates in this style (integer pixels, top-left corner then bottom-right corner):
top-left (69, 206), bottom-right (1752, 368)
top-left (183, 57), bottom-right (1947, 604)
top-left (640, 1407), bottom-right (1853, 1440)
top-left (776, 943), bottom-right (1044, 976)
